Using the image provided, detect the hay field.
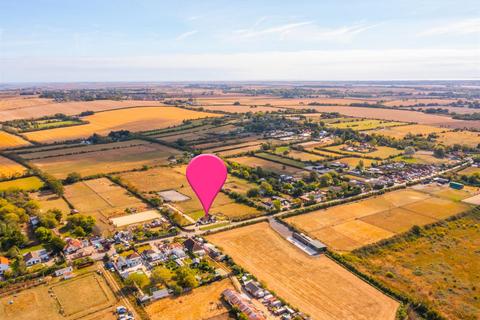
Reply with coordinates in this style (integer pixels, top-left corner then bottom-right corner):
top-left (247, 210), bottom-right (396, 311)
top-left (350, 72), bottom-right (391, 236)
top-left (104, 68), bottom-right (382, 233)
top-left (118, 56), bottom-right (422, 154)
top-left (338, 157), bottom-right (376, 168)
top-left (190, 104), bottom-right (283, 113)
top-left (0, 156), bottom-right (27, 179)
top-left (230, 156), bottom-right (309, 177)
top-left (207, 223), bottom-right (398, 320)
top-left (30, 141), bottom-right (181, 179)
top-left (393, 153), bottom-right (454, 165)
top-left (0, 99), bottom-right (164, 121)
top-left (328, 119), bottom-right (407, 131)
top-left (287, 105), bottom-right (473, 127)
top-left (436, 130), bottom-right (480, 147)
top-left (196, 97), bottom-right (378, 106)
top-left (31, 191), bottom-right (71, 215)
top-left (323, 145), bottom-right (402, 159)
top-left (458, 166), bottom-right (480, 176)
top-left (64, 178), bottom-right (148, 234)
top-left (0, 272), bottom-right (117, 320)
top-left (0, 131), bottom-right (31, 149)
top-left (0, 176), bottom-right (44, 191)
top-left (369, 124), bottom-right (448, 139)
top-left (382, 98), bottom-right (458, 107)
top-left (145, 279), bottom-right (234, 320)
top-left (118, 166), bottom-right (261, 221)
top-left (23, 106), bottom-right (220, 143)
top-left (273, 146), bottom-right (326, 162)
top-left (286, 187), bottom-right (473, 252)
top-left (347, 211), bottom-right (480, 320)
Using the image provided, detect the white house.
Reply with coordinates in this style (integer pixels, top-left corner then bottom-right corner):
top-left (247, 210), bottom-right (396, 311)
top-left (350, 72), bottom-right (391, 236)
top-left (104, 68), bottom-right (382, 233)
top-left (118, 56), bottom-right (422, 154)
top-left (24, 249), bottom-right (49, 266)
top-left (116, 252), bottom-right (142, 270)
top-left (0, 256), bottom-right (10, 275)
top-left (63, 238), bottom-right (84, 254)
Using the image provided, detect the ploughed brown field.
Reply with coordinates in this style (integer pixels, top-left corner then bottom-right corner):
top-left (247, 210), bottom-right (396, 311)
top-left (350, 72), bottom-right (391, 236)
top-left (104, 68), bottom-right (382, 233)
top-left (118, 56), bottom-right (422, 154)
top-left (208, 222), bottom-right (399, 320)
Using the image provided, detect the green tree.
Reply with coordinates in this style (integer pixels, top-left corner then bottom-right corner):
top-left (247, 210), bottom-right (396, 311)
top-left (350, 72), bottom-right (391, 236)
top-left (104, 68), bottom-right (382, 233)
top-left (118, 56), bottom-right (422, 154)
top-left (260, 181), bottom-right (274, 196)
top-left (35, 226), bottom-right (53, 243)
top-left (151, 266), bottom-right (173, 284)
top-left (47, 236), bottom-right (66, 253)
top-left (175, 266), bottom-right (198, 289)
top-left (67, 214), bottom-right (96, 235)
top-left (65, 172), bottom-right (82, 184)
top-left (126, 272), bottom-right (150, 289)
top-left (246, 188), bottom-right (260, 198)
top-left (404, 146), bottom-right (415, 157)
top-left (272, 199), bottom-right (282, 211)
top-left (433, 145), bottom-right (446, 158)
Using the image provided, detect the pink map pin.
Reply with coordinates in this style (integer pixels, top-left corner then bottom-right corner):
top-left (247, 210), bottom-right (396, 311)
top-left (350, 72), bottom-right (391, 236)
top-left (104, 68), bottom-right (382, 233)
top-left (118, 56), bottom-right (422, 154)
top-left (186, 154), bottom-right (227, 217)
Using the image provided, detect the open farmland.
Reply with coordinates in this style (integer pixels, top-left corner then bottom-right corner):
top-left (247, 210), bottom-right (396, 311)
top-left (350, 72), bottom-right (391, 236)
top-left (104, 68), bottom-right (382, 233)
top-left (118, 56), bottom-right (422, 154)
top-left (255, 152), bottom-right (306, 168)
top-left (0, 131), bottom-right (31, 149)
top-left (346, 209), bottom-right (480, 320)
top-left (189, 104), bottom-right (284, 113)
top-left (64, 178), bottom-right (148, 234)
top-left (196, 97), bottom-right (378, 106)
top-left (0, 272), bottom-right (117, 320)
top-left (273, 146), bottom-right (326, 162)
top-left (337, 157), bottom-right (377, 168)
top-left (117, 166), bottom-right (261, 221)
top-left (0, 156), bottom-right (27, 179)
top-left (145, 279), bottom-right (234, 320)
top-left (322, 144), bottom-right (402, 159)
top-left (328, 119), bottom-right (408, 131)
top-left (31, 191), bottom-right (71, 215)
top-left (287, 105), bottom-right (480, 129)
top-left (436, 130), bottom-right (480, 147)
top-left (368, 124), bottom-right (448, 139)
top-left (286, 187), bottom-right (474, 252)
top-left (229, 156), bottom-right (309, 177)
top-left (0, 98), bottom-right (165, 121)
top-left (23, 106), bottom-right (220, 143)
top-left (0, 176), bottom-right (44, 191)
top-left (393, 151), bottom-right (455, 165)
top-left (207, 222), bottom-right (398, 320)
top-left (29, 140), bottom-right (181, 179)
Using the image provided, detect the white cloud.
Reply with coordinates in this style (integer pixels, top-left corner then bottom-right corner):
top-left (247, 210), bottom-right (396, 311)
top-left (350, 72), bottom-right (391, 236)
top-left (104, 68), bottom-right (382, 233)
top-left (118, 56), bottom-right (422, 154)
top-left (232, 21), bottom-right (377, 42)
top-left (176, 30), bottom-right (198, 41)
top-left (2, 48), bottom-right (478, 81)
top-left (418, 18), bottom-right (480, 36)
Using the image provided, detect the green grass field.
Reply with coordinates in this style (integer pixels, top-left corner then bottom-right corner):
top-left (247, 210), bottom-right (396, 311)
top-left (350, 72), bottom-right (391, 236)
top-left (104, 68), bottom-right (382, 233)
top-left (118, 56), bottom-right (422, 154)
top-left (328, 119), bottom-right (407, 131)
top-left (0, 176), bottom-right (44, 191)
top-left (255, 152), bottom-right (306, 168)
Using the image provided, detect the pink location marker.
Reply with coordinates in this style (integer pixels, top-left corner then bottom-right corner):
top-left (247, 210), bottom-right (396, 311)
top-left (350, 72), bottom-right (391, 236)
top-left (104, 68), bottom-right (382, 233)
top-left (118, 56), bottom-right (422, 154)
top-left (186, 154), bottom-right (227, 217)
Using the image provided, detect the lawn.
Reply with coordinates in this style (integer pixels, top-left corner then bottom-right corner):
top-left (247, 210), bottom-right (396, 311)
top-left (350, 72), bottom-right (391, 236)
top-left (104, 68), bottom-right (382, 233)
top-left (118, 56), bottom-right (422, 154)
top-left (229, 156), bottom-right (309, 177)
top-left (273, 146), bottom-right (326, 162)
top-left (345, 210), bottom-right (480, 320)
top-left (323, 144), bottom-right (403, 159)
top-left (255, 152), bottom-right (306, 168)
top-left (328, 119), bottom-right (407, 131)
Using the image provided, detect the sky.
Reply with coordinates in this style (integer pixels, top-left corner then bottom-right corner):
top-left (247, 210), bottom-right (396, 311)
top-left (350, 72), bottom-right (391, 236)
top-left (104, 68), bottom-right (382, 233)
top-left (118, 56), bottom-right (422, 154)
top-left (0, 0), bottom-right (479, 82)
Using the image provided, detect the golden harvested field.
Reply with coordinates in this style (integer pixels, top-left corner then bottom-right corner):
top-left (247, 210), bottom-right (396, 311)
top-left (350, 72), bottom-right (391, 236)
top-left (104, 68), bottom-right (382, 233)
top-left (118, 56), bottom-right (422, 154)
top-left (190, 104), bottom-right (283, 113)
top-left (0, 156), bottom-right (27, 179)
top-left (145, 279), bottom-right (234, 320)
top-left (64, 178), bottom-right (148, 234)
top-left (217, 145), bottom-right (262, 157)
top-left (287, 105), bottom-right (480, 128)
top-left (338, 157), bottom-right (376, 168)
top-left (436, 130), bottom-right (480, 147)
top-left (118, 166), bottom-right (261, 221)
top-left (286, 187), bottom-right (474, 252)
top-left (229, 156), bottom-right (309, 177)
top-left (0, 176), bottom-right (44, 191)
top-left (369, 124), bottom-right (448, 139)
top-left (273, 147), bottom-right (326, 162)
top-left (31, 191), bottom-right (71, 215)
top-left (393, 152), bottom-right (454, 165)
top-left (0, 131), bottom-right (31, 149)
top-left (458, 166), bottom-right (480, 175)
top-left (323, 145), bottom-right (402, 159)
top-left (23, 106), bottom-right (220, 143)
top-left (196, 97), bottom-right (378, 106)
top-left (347, 211), bottom-right (480, 320)
top-left (208, 223), bottom-right (398, 320)
top-left (30, 141), bottom-right (181, 179)
top-left (0, 98), bottom-right (164, 121)
top-left (382, 98), bottom-right (458, 107)
top-left (0, 272), bottom-right (117, 320)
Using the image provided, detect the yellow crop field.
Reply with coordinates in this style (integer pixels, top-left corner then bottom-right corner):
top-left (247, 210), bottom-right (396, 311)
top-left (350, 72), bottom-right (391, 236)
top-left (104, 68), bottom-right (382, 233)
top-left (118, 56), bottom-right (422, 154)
top-left (0, 131), bottom-right (31, 149)
top-left (337, 157), bottom-right (376, 168)
top-left (0, 156), bottom-right (27, 179)
top-left (436, 130), bottom-right (480, 147)
top-left (286, 187), bottom-right (473, 252)
top-left (23, 106), bottom-right (221, 143)
top-left (328, 119), bottom-right (407, 131)
top-left (0, 176), bottom-right (44, 191)
top-left (208, 223), bottom-right (398, 320)
top-left (323, 145), bottom-right (402, 159)
top-left (367, 124), bottom-right (447, 139)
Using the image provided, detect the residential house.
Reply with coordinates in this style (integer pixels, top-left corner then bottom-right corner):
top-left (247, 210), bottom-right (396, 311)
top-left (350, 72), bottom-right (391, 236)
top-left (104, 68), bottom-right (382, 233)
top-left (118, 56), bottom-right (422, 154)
top-left (0, 256), bottom-right (10, 275)
top-left (223, 289), bottom-right (266, 320)
top-left (24, 249), bottom-right (49, 266)
top-left (244, 280), bottom-right (264, 298)
top-left (116, 252), bottom-right (143, 270)
top-left (183, 238), bottom-right (206, 256)
top-left (54, 266), bottom-right (74, 277)
top-left (63, 238), bottom-right (84, 254)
